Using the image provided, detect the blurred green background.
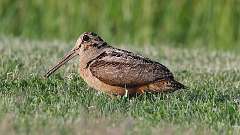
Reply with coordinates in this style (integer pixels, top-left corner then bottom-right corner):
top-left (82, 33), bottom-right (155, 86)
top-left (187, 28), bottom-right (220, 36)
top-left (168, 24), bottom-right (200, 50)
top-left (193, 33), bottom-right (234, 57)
top-left (0, 0), bottom-right (239, 48)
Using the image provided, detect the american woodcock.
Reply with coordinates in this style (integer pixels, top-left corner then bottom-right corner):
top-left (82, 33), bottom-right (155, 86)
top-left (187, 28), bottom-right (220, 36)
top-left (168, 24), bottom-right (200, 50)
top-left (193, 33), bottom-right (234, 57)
top-left (44, 32), bottom-right (185, 96)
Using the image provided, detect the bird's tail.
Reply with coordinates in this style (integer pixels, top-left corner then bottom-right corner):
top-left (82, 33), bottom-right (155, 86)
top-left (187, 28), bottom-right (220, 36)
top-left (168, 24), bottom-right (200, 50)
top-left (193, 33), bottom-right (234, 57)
top-left (168, 79), bottom-right (186, 90)
top-left (145, 79), bottom-right (186, 93)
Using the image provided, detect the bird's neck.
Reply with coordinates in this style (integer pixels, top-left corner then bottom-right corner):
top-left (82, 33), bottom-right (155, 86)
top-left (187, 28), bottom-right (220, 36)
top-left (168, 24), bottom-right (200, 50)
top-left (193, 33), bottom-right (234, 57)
top-left (78, 48), bottom-right (107, 69)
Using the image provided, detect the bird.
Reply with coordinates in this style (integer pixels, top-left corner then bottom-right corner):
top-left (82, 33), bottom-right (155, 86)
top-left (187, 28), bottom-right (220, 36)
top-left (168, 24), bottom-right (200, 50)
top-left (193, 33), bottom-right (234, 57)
top-left (44, 32), bottom-right (185, 96)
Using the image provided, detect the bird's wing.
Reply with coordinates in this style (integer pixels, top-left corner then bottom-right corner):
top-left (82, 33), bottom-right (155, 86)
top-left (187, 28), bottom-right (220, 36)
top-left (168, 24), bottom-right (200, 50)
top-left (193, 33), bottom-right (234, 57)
top-left (88, 48), bottom-right (174, 87)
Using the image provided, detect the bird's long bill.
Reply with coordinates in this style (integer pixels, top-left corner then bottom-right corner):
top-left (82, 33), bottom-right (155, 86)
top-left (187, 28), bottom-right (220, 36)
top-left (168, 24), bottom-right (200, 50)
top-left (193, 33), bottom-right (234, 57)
top-left (44, 50), bottom-right (78, 78)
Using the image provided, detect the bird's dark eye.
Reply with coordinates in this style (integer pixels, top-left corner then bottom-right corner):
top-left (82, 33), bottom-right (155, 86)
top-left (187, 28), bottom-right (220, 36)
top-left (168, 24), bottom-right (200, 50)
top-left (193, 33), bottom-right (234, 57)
top-left (83, 35), bottom-right (90, 41)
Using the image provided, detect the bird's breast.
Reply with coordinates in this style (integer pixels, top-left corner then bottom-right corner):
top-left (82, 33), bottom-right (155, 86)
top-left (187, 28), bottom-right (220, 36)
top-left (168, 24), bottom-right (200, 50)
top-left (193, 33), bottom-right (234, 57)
top-left (78, 66), bottom-right (128, 95)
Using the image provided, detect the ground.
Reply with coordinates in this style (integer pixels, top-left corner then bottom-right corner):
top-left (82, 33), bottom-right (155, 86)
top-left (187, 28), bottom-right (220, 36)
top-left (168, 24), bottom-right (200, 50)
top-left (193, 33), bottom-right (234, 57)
top-left (0, 37), bottom-right (240, 135)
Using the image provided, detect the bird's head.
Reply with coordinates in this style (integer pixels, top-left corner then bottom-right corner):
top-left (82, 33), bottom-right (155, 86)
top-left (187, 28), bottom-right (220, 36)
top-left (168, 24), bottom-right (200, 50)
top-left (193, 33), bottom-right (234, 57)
top-left (74, 32), bottom-right (108, 53)
top-left (44, 32), bottom-right (108, 78)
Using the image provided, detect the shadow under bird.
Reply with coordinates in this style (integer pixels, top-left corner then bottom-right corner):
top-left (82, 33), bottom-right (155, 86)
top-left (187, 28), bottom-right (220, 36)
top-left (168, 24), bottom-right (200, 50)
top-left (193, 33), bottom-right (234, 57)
top-left (44, 32), bottom-right (185, 96)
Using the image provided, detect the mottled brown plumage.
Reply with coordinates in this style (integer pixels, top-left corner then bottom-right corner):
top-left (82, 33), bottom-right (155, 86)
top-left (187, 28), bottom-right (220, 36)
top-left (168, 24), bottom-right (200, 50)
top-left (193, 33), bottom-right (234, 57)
top-left (44, 32), bottom-right (185, 96)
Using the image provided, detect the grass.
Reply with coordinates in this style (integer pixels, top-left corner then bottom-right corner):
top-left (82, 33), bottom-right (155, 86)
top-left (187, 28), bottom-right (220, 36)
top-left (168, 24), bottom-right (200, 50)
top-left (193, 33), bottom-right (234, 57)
top-left (1, 37), bottom-right (240, 134)
top-left (0, 0), bottom-right (240, 48)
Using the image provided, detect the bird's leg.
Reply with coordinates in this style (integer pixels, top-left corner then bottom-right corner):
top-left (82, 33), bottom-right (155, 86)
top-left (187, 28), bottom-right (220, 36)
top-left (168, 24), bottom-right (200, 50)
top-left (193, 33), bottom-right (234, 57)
top-left (124, 89), bottom-right (128, 97)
